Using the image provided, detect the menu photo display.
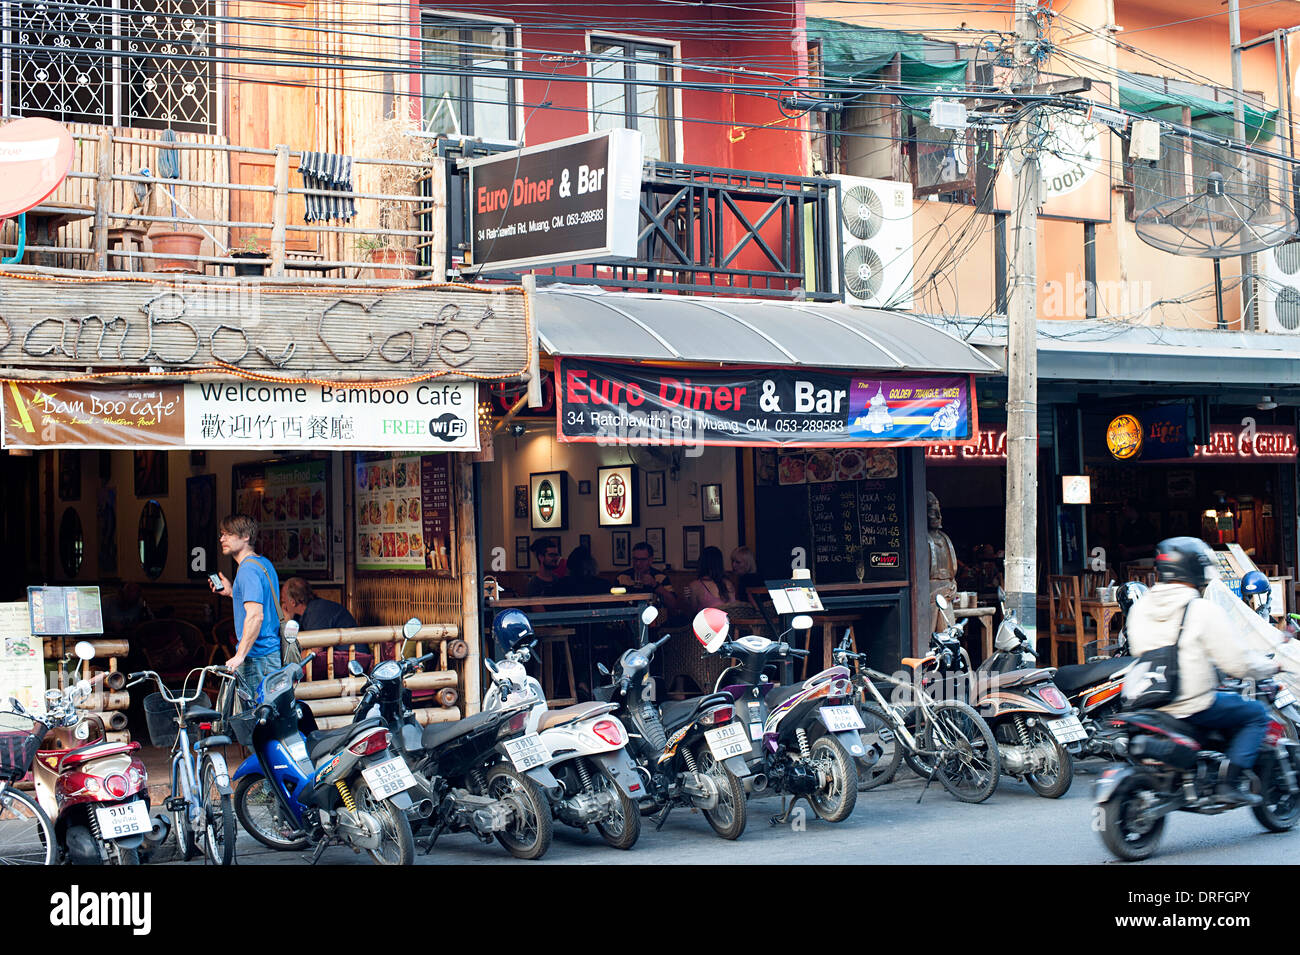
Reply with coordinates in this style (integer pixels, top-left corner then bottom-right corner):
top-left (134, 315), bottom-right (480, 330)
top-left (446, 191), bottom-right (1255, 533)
top-left (355, 452), bottom-right (453, 573)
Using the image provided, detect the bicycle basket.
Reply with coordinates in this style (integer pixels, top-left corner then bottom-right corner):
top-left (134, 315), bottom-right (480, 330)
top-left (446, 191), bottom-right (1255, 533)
top-left (0, 712), bottom-right (47, 781)
top-left (229, 708), bottom-right (258, 747)
top-left (143, 692), bottom-right (180, 749)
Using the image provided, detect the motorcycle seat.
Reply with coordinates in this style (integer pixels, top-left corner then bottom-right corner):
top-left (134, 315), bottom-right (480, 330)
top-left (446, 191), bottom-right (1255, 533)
top-left (420, 709), bottom-right (507, 750)
top-left (764, 683), bottom-right (808, 711)
top-left (1053, 658), bottom-right (1132, 696)
top-left (659, 693), bottom-right (732, 733)
top-left (306, 717), bottom-right (386, 764)
top-left (537, 701), bottom-right (616, 731)
top-left (53, 740), bottom-right (140, 771)
top-left (983, 667), bottom-right (1057, 691)
top-left (1117, 709), bottom-right (1222, 749)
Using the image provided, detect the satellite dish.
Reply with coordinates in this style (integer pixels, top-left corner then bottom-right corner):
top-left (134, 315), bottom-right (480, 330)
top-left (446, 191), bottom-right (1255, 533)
top-left (0, 118), bottom-right (76, 219)
top-left (1132, 135), bottom-right (1297, 258)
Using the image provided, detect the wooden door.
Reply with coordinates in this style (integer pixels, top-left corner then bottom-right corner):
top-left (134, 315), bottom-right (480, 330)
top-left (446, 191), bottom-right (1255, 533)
top-left (225, 0), bottom-right (320, 252)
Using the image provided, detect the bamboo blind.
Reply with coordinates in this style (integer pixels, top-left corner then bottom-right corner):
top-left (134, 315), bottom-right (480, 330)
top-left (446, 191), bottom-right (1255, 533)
top-left (353, 575), bottom-right (463, 628)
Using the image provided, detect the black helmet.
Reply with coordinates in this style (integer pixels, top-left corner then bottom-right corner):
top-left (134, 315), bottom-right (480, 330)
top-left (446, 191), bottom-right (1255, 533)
top-left (491, 609), bottom-right (535, 654)
top-left (1116, 581), bottom-right (1147, 617)
top-left (1154, 537), bottom-right (1216, 589)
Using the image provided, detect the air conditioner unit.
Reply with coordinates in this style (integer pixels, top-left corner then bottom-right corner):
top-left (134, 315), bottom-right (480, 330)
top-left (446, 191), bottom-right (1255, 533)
top-left (1256, 240), bottom-right (1300, 334)
top-left (827, 175), bottom-right (914, 310)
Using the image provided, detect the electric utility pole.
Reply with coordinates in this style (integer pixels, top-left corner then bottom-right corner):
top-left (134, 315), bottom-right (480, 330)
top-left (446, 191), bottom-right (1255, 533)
top-left (1004, 0), bottom-right (1041, 644)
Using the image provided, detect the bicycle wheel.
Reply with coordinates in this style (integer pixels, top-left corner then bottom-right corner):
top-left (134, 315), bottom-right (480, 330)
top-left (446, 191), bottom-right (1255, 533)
top-left (0, 785), bottom-right (55, 865)
top-left (856, 701), bottom-right (903, 791)
top-left (200, 756), bottom-right (236, 865)
top-left (171, 759), bottom-right (196, 861)
top-left (924, 701), bottom-right (1000, 804)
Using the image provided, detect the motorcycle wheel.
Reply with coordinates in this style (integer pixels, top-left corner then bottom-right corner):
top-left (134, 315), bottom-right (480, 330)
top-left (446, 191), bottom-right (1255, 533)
top-left (590, 759), bottom-right (641, 850)
top-left (1100, 774), bottom-right (1166, 861)
top-left (1252, 750), bottom-right (1300, 832)
top-left (925, 701), bottom-right (999, 804)
top-left (856, 701), bottom-right (902, 791)
top-left (107, 842), bottom-right (139, 865)
top-left (233, 774), bottom-right (310, 851)
top-left (1024, 723), bottom-right (1073, 799)
top-left (485, 763), bottom-right (552, 860)
top-left (808, 735), bottom-right (858, 822)
top-left (693, 744), bottom-right (747, 840)
top-left (353, 779), bottom-right (414, 865)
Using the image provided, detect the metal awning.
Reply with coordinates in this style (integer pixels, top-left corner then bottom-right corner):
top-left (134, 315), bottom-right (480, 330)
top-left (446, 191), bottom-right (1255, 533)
top-left (534, 289), bottom-right (1000, 374)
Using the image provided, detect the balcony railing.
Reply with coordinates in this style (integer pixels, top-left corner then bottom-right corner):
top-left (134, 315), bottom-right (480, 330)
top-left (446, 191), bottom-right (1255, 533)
top-left (6, 127), bottom-right (839, 304)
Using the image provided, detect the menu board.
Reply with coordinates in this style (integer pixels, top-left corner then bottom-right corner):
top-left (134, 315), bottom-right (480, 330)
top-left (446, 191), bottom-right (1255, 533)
top-left (0, 602), bottom-right (46, 713)
top-left (27, 586), bottom-right (103, 635)
top-left (233, 459), bottom-right (330, 577)
top-left (755, 449), bottom-right (908, 585)
top-left (356, 452), bottom-right (454, 573)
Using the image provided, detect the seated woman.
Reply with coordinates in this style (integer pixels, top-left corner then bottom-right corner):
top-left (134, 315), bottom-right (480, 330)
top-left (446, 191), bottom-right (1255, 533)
top-left (686, 546), bottom-right (737, 613)
top-left (729, 546), bottom-right (764, 606)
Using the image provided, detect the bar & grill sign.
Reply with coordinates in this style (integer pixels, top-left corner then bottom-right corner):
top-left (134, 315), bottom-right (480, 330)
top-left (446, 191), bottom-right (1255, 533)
top-left (557, 358), bottom-right (976, 448)
top-left (468, 129), bottom-right (642, 271)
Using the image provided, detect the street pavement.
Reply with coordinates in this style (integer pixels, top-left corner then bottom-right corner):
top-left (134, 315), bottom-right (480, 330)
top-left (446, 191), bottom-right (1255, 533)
top-left (159, 761), bottom-right (1300, 866)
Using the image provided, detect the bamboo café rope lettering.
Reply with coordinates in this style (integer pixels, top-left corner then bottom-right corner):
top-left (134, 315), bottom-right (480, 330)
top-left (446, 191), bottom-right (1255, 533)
top-left (0, 275), bottom-right (528, 381)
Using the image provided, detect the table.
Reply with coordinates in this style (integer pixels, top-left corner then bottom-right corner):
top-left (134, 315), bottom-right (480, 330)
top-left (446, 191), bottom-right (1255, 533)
top-left (24, 202), bottom-right (95, 267)
top-left (954, 606), bottom-right (996, 660)
top-left (1080, 598), bottom-right (1122, 654)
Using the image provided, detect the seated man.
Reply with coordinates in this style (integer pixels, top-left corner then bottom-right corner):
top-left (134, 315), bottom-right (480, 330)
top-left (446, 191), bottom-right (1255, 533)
top-left (281, 577), bottom-right (364, 655)
top-left (1126, 537), bottom-right (1283, 806)
top-left (617, 541), bottom-right (682, 619)
top-left (526, 537), bottom-right (563, 597)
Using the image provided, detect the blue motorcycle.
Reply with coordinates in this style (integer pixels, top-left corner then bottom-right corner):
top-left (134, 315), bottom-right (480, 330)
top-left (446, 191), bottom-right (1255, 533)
top-left (228, 651), bottom-right (415, 865)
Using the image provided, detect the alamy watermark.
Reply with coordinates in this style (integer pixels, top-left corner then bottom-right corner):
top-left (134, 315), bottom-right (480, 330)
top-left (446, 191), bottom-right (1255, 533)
top-left (1042, 273), bottom-right (1154, 320)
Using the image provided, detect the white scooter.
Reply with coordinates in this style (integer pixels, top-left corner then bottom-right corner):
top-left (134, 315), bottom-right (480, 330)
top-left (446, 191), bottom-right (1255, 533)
top-left (483, 633), bottom-right (644, 850)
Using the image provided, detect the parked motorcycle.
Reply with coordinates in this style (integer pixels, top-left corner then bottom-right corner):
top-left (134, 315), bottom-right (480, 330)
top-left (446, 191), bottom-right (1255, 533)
top-left (1094, 679), bottom-right (1300, 860)
top-left (935, 594), bottom-right (1082, 798)
top-left (696, 609), bottom-right (863, 824)
top-left (229, 651), bottom-right (416, 864)
top-left (594, 605), bottom-right (752, 839)
top-left (27, 641), bottom-right (153, 865)
top-left (351, 618), bottom-right (561, 861)
top-left (482, 614), bottom-right (643, 850)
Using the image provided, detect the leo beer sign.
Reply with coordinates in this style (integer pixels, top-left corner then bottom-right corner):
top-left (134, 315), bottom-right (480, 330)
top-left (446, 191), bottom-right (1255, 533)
top-left (597, 465), bottom-right (638, 527)
top-left (468, 129), bottom-right (643, 272)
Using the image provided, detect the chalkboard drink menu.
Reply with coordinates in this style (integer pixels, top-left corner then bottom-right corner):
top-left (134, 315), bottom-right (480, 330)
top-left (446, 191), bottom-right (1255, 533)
top-left (755, 449), bottom-right (908, 584)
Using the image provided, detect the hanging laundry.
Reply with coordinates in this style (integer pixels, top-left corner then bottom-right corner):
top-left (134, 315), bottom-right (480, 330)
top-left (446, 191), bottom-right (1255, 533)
top-left (298, 151), bottom-right (357, 222)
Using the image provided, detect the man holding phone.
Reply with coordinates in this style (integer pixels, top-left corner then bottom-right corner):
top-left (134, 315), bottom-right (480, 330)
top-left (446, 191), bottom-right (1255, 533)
top-left (210, 513), bottom-right (282, 691)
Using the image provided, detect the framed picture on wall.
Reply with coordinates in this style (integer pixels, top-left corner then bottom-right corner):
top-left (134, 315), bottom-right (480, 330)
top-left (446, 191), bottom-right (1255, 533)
top-left (597, 466), bottom-right (638, 527)
top-left (646, 470), bottom-right (666, 507)
top-left (186, 474), bottom-right (218, 581)
top-left (702, 483), bottom-right (723, 521)
top-left (578, 480), bottom-right (592, 496)
top-left (683, 525), bottom-right (704, 568)
top-left (645, 527), bottom-right (666, 566)
top-left (516, 536), bottom-right (531, 569)
top-left (514, 485), bottom-right (528, 519)
top-left (530, 471), bottom-right (569, 531)
top-left (133, 451), bottom-right (167, 497)
top-left (579, 534), bottom-right (592, 552)
top-left (612, 530), bottom-right (631, 567)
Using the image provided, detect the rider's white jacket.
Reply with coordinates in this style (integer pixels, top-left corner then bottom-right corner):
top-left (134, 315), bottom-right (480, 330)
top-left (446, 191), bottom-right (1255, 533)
top-left (1127, 583), bottom-right (1276, 717)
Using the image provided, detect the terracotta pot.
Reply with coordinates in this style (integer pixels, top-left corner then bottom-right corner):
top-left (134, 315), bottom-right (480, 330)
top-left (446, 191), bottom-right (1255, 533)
top-left (150, 231), bottom-right (204, 273)
top-left (367, 247), bottom-right (418, 279)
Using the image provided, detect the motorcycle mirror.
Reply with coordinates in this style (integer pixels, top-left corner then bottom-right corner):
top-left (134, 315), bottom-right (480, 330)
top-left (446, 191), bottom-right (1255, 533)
top-left (402, 617), bottom-right (423, 641)
top-left (74, 641), bottom-right (96, 662)
top-left (283, 619), bottom-right (300, 639)
top-left (935, 594), bottom-right (950, 611)
top-left (348, 660), bottom-right (364, 678)
top-left (791, 614), bottom-right (813, 631)
top-left (997, 586), bottom-right (1006, 604)
top-left (640, 605), bottom-right (659, 627)
top-left (484, 658), bottom-right (499, 676)
top-left (597, 662), bottom-right (611, 677)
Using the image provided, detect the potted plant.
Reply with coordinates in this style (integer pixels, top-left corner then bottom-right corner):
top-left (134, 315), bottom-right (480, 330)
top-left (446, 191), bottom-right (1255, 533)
top-left (360, 112), bottom-right (436, 278)
top-left (150, 229), bottom-right (204, 273)
top-left (229, 236), bottom-right (268, 277)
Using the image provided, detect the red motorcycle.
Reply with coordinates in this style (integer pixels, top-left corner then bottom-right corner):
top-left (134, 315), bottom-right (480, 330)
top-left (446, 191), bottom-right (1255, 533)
top-left (29, 642), bottom-right (152, 864)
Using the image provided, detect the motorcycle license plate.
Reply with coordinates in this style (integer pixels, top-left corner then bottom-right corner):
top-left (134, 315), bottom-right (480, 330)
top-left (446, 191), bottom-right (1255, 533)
top-left (1275, 689), bottom-right (1297, 708)
top-left (705, 723), bottom-right (751, 760)
top-left (94, 800), bottom-right (151, 841)
top-left (360, 756), bottom-right (416, 800)
top-left (1046, 715), bottom-right (1089, 745)
top-left (820, 705), bottom-right (866, 733)
top-left (503, 734), bottom-right (550, 772)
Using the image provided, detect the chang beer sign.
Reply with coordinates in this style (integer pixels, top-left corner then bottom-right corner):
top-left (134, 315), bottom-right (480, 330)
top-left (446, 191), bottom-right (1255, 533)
top-left (529, 471), bottom-right (568, 531)
top-left (468, 129), bottom-right (643, 272)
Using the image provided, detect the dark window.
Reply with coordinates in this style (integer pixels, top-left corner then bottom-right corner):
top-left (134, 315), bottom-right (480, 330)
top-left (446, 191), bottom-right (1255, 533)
top-left (591, 38), bottom-right (675, 161)
top-left (421, 16), bottom-right (518, 142)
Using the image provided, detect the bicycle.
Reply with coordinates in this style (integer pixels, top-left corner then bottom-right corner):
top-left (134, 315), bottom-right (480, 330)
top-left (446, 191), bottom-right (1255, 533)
top-left (127, 665), bottom-right (239, 865)
top-left (832, 634), bottom-right (1000, 804)
top-left (0, 709), bottom-right (56, 864)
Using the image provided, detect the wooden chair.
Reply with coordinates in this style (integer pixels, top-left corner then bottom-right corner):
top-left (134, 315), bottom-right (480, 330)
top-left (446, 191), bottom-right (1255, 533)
top-left (1046, 575), bottom-right (1086, 666)
top-left (1125, 566), bottom-right (1157, 587)
top-left (1080, 570), bottom-right (1114, 600)
top-left (533, 626), bottom-right (577, 706)
top-left (134, 619), bottom-right (208, 685)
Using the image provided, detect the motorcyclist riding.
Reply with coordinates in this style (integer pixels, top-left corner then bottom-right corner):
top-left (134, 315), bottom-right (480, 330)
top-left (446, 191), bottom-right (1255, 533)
top-left (1125, 537), bottom-right (1284, 807)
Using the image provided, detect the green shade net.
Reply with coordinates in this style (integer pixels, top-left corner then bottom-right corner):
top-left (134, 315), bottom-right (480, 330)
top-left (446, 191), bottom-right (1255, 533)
top-left (808, 17), bottom-right (969, 110)
top-left (1119, 77), bottom-right (1277, 141)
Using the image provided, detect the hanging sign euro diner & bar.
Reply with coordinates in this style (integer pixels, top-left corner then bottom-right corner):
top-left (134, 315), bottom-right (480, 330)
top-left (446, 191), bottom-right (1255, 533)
top-left (555, 358), bottom-right (977, 448)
